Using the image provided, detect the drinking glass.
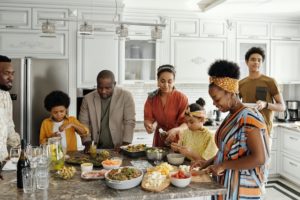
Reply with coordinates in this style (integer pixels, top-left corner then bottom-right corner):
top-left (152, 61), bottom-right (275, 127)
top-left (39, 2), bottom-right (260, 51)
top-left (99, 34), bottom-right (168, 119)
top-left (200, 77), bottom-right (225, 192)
top-left (10, 147), bottom-right (20, 164)
top-left (27, 146), bottom-right (42, 169)
top-left (36, 164), bottom-right (49, 190)
top-left (22, 168), bottom-right (36, 193)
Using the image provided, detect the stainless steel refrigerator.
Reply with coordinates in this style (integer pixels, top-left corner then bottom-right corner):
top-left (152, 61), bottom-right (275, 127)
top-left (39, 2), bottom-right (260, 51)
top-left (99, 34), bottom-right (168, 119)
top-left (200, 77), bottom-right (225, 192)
top-left (9, 57), bottom-right (68, 146)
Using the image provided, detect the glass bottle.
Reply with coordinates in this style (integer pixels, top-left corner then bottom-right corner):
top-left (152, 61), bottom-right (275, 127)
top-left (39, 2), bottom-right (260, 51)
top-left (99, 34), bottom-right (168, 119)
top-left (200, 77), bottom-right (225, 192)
top-left (17, 139), bottom-right (30, 188)
top-left (48, 137), bottom-right (64, 171)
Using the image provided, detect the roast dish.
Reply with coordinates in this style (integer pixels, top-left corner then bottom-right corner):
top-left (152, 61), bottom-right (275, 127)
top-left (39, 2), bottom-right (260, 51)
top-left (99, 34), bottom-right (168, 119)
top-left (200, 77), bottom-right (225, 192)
top-left (65, 150), bottom-right (110, 167)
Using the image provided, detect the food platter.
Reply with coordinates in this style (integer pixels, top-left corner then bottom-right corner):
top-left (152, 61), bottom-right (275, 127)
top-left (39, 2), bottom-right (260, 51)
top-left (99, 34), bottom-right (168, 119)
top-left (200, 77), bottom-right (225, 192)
top-left (120, 144), bottom-right (147, 158)
top-left (81, 169), bottom-right (107, 180)
top-left (65, 151), bottom-right (110, 167)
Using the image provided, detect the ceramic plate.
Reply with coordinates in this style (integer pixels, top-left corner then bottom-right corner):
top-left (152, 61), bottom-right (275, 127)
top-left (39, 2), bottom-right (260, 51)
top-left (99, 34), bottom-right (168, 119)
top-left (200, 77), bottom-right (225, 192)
top-left (81, 169), bottom-right (107, 180)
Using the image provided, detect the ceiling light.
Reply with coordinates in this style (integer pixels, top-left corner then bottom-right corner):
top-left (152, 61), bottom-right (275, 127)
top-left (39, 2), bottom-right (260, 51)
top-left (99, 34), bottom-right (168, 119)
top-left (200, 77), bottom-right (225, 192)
top-left (151, 26), bottom-right (162, 40)
top-left (79, 22), bottom-right (93, 35)
top-left (41, 20), bottom-right (55, 34)
top-left (116, 24), bottom-right (128, 38)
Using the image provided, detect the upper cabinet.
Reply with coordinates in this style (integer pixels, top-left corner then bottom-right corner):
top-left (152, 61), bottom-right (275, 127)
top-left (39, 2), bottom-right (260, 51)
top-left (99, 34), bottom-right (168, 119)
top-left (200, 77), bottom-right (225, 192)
top-left (237, 21), bottom-right (270, 39)
top-left (171, 37), bottom-right (227, 83)
top-left (123, 15), bottom-right (161, 36)
top-left (237, 39), bottom-right (269, 79)
top-left (270, 40), bottom-right (300, 83)
top-left (171, 18), bottom-right (199, 37)
top-left (0, 29), bottom-right (68, 58)
top-left (199, 20), bottom-right (227, 38)
top-left (77, 33), bottom-right (118, 88)
top-left (32, 8), bottom-right (69, 30)
top-left (0, 7), bottom-right (31, 29)
top-left (271, 23), bottom-right (300, 40)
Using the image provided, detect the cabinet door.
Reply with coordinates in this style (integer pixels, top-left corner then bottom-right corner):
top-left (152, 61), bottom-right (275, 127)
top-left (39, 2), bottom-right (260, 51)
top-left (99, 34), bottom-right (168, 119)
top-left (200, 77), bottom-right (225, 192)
top-left (270, 41), bottom-right (300, 83)
top-left (123, 15), bottom-right (161, 36)
top-left (237, 22), bottom-right (270, 39)
top-left (269, 151), bottom-right (277, 175)
top-left (0, 30), bottom-right (67, 58)
top-left (171, 38), bottom-right (227, 83)
top-left (281, 128), bottom-right (300, 158)
top-left (171, 18), bottom-right (199, 37)
top-left (271, 23), bottom-right (300, 40)
top-left (77, 33), bottom-right (118, 88)
top-left (200, 20), bottom-right (227, 38)
top-left (236, 39), bottom-right (269, 79)
top-left (280, 154), bottom-right (300, 185)
top-left (0, 7), bottom-right (31, 29)
top-left (32, 8), bottom-right (69, 30)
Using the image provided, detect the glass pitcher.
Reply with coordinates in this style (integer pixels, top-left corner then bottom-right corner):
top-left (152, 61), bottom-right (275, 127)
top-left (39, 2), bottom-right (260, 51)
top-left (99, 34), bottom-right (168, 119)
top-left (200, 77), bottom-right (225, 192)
top-left (48, 137), bottom-right (64, 171)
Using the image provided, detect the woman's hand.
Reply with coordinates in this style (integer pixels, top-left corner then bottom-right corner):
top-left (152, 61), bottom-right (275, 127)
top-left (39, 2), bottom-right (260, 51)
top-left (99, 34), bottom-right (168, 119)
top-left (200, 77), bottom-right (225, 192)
top-left (144, 121), bottom-right (154, 134)
top-left (203, 164), bottom-right (225, 176)
top-left (171, 142), bottom-right (180, 152)
top-left (256, 100), bottom-right (268, 111)
top-left (190, 159), bottom-right (207, 170)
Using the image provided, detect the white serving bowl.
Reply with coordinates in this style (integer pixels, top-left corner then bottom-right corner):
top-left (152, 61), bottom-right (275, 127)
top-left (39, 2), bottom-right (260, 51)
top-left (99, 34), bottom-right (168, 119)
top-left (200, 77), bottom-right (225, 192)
top-left (167, 153), bottom-right (185, 165)
top-left (170, 171), bottom-right (191, 188)
top-left (105, 167), bottom-right (143, 190)
top-left (81, 162), bottom-right (93, 173)
top-left (101, 158), bottom-right (122, 170)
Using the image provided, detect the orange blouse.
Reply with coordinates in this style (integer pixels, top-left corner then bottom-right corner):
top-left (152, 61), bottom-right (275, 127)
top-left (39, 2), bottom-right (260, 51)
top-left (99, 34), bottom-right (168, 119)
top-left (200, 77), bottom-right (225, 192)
top-left (144, 89), bottom-right (188, 147)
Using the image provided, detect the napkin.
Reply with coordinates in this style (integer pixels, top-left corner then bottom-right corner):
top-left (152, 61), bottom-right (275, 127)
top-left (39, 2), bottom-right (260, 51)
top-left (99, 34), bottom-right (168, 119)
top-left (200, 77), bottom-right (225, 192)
top-left (2, 160), bottom-right (17, 171)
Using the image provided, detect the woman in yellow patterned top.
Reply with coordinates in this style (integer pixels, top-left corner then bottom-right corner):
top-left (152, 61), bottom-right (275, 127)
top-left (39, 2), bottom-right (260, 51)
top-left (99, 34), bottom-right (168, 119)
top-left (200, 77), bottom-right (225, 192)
top-left (171, 98), bottom-right (218, 161)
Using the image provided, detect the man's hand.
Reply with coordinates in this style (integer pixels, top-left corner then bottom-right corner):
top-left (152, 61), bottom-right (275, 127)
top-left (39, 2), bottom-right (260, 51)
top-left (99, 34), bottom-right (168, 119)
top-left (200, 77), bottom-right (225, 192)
top-left (83, 141), bottom-right (92, 154)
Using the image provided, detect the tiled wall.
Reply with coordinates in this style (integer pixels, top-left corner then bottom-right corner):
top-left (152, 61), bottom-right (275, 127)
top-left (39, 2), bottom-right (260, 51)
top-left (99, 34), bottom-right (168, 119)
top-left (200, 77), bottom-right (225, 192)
top-left (122, 83), bottom-right (217, 122)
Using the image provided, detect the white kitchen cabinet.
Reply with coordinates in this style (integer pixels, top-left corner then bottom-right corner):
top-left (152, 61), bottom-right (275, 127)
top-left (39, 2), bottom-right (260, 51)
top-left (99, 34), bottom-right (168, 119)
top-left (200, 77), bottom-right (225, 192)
top-left (269, 127), bottom-right (278, 176)
top-left (0, 29), bottom-right (68, 58)
top-left (236, 39), bottom-right (269, 79)
top-left (77, 33), bottom-right (118, 88)
top-left (280, 153), bottom-right (300, 185)
top-left (278, 127), bottom-right (300, 185)
top-left (171, 37), bottom-right (227, 83)
top-left (200, 20), bottom-right (227, 38)
top-left (0, 7), bottom-right (31, 29)
top-left (271, 23), bottom-right (300, 40)
top-left (171, 18), bottom-right (199, 37)
top-left (123, 15), bottom-right (161, 36)
top-left (78, 9), bottom-right (116, 32)
top-left (32, 8), bottom-right (69, 30)
top-left (119, 36), bottom-right (160, 84)
top-left (270, 40), bottom-right (300, 83)
top-left (237, 21), bottom-right (270, 39)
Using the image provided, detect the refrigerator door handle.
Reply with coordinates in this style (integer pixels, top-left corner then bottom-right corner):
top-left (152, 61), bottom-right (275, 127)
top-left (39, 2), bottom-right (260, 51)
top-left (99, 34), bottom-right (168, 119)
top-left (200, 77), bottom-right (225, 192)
top-left (25, 58), bottom-right (32, 144)
top-left (20, 59), bottom-right (26, 140)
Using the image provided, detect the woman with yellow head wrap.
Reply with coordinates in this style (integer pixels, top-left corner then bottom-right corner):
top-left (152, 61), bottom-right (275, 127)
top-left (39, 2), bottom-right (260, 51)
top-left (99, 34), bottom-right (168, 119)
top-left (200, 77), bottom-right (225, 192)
top-left (192, 60), bottom-right (270, 200)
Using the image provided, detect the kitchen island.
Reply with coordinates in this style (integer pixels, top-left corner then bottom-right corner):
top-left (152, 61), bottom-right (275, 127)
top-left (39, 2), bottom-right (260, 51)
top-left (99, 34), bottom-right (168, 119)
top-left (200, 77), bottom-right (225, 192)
top-left (0, 151), bottom-right (226, 200)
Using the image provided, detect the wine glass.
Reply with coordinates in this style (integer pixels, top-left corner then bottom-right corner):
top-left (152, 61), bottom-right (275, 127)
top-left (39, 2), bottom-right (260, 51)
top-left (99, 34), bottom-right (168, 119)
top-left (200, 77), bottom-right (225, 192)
top-left (10, 147), bottom-right (20, 164)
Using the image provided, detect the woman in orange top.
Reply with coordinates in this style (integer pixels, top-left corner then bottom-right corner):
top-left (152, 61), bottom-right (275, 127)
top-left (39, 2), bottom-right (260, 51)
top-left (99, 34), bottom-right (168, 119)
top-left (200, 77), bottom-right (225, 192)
top-left (40, 91), bottom-right (88, 152)
top-left (144, 65), bottom-right (188, 147)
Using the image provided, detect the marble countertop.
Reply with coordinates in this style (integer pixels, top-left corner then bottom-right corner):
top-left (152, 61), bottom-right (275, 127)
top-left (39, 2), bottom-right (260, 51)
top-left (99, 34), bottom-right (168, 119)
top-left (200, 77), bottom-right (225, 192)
top-left (0, 153), bottom-right (226, 200)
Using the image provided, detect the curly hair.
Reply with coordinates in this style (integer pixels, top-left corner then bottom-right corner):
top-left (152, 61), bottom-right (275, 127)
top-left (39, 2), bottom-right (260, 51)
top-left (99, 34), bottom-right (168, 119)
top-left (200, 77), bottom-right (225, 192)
top-left (245, 47), bottom-right (265, 62)
top-left (44, 90), bottom-right (70, 112)
top-left (208, 60), bottom-right (240, 79)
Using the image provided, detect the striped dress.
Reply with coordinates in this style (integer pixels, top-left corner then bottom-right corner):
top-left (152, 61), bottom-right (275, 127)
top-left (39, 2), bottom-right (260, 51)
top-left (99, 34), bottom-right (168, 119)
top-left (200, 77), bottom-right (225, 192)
top-left (212, 106), bottom-right (270, 200)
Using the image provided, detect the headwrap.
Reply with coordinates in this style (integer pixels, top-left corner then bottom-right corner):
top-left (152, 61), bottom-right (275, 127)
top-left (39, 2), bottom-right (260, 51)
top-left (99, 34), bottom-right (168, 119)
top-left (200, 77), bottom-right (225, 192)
top-left (185, 107), bottom-right (206, 118)
top-left (209, 76), bottom-right (239, 93)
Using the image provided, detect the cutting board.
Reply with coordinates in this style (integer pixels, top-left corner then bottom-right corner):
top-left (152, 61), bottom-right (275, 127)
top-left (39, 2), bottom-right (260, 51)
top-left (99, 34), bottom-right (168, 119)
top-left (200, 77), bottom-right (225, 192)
top-left (141, 173), bottom-right (170, 192)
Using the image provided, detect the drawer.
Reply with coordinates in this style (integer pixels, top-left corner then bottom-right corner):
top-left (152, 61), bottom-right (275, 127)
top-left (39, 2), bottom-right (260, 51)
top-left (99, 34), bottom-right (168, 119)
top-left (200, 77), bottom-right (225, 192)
top-left (282, 129), bottom-right (300, 156)
top-left (281, 155), bottom-right (300, 184)
top-left (271, 138), bottom-right (277, 150)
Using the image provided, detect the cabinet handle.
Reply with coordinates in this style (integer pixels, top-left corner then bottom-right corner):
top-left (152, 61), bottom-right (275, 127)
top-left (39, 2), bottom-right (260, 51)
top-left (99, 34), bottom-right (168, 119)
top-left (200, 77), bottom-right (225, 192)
top-left (248, 36), bottom-right (259, 39)
top-left (135, 32), bottom-right (146, 35)
top-left (289, 161), bottom-right (298, 167)
top-left (289, 136), bottom-right (298, 141)
top-left (207, 34), bottom-right (217, 37)
top-left (178, 33), bottom-right (187, 37)
top-left (282, 37), bottom-right (292, 40)
top-left (5, 25), bottom-right (16, 28)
